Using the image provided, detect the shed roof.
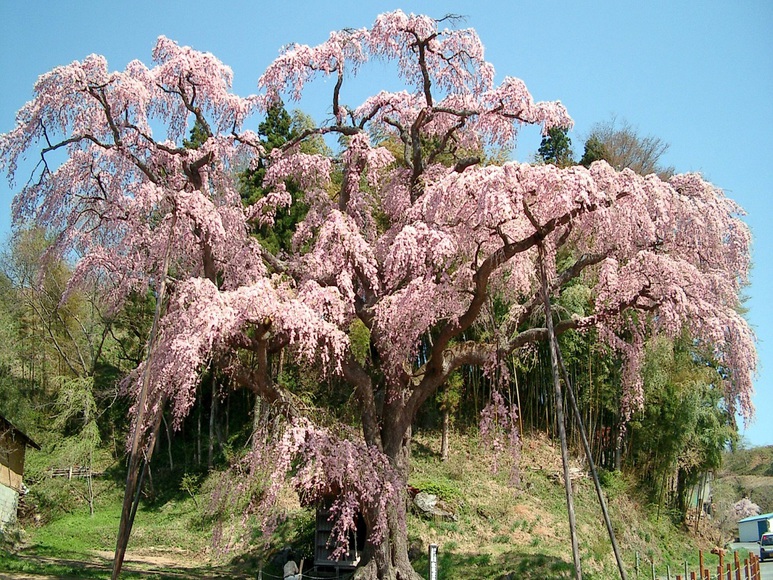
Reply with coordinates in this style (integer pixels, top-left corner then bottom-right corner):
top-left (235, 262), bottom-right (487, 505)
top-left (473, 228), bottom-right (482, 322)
top-left (738, 512), bottom-right (773, 524)
top-left (0, 415), bottom-right (41, 451)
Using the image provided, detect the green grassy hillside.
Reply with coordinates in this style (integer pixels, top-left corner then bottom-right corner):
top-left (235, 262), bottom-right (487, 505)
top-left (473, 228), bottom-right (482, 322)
top-left (1, 430), bottom-right (729, 579)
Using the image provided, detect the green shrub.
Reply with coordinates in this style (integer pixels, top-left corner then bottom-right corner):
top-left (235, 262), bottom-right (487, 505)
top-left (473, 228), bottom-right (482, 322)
top-left (598, 469), bottom-right (628, 499)
top-left (410, 477), bottom-right (462, 503)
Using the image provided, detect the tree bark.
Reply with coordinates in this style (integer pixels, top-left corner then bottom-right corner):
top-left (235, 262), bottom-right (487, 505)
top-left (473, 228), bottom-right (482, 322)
top-left (353, 432), bottom-right (421, 580)
top-left (353, 502), bottom-right (420, 580)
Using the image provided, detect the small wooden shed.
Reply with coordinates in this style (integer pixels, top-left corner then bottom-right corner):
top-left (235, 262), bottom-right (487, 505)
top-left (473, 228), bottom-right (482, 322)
top-left (314, 505), bottom-right (366, 573)
top-left (0, 415), bottom-right (40, 527)
top-left (738, 512), bottom-right (773, 542)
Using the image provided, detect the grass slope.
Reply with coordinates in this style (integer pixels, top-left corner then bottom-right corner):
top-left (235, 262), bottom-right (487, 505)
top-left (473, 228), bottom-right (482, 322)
top-left (406, 431), bottom-right (717, 579)
top-left (1, 431), bottom-right (727, 579)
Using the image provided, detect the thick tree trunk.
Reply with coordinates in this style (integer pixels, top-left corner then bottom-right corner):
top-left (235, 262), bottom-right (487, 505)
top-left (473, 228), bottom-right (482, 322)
top-left (343, 358), bottom-right (422, 579)
top-left (353, 434), bottom-right (421, 580)
top-left (354, 502), bottom-right (420, 580)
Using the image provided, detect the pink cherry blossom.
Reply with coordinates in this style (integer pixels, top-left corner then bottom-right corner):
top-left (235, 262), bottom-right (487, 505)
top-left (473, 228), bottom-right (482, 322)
top-left (1, 11), bottom-right (756, 578)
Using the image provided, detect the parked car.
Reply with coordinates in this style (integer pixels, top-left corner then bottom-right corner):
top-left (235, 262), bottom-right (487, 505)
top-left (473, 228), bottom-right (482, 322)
top-left (760, 532), bottom-right (773, 561)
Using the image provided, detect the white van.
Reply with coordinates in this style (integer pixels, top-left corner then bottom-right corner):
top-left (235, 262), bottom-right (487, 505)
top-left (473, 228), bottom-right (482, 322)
top-left (760, 532), bottom-right (773, 561)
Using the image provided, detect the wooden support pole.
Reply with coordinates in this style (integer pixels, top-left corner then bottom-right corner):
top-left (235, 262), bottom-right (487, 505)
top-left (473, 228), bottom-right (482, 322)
top-left (557, 333), bottom-right (626, 579)
top-left (538, 244), bottom-right (582, 580)
top-left (699, 551), bottom-right (704, 579)
top-left (734, 551), bottom-right (741, 580)
top-left (112, 212), bottom-right (177, 580)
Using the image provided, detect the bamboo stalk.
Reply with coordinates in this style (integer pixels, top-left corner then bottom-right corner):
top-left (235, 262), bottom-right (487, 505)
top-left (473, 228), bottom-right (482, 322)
top-left (538, 243), bottom-right (582, 580)
top-left (558, 346), bottom-right (626, 579)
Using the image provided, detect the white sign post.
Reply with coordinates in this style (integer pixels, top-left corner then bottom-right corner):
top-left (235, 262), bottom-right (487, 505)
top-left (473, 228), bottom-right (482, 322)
top-left (429, 544), bottom-right (438, 580)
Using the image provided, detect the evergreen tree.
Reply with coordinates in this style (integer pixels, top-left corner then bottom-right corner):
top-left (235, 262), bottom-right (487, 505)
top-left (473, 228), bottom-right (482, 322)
top-left (579, 135), bottom-right (607, 167)
top-left (536, 126), bottom-right (574, 167)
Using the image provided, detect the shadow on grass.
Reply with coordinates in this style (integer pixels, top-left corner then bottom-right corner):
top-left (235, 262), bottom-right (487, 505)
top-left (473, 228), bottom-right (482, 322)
top-left (412, 547), bottom-right (575, 579)
top-left (411, 438), bottom-right (442, 461)
top-left (0, 547), bottom-right (253, 579)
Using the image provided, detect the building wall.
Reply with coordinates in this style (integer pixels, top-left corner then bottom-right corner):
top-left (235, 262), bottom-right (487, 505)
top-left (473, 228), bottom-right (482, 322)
top-left (0, 430), bottom-right (26, 491)
top-left (0, 482), bottom-right (19, 527)
top-left (739, 518), bottom-right (773, 542)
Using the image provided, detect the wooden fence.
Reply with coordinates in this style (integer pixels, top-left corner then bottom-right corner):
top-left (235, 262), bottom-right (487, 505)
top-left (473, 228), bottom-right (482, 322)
top-left (636, 550), bottom-right (762, 580)
top-left (47, 466), bottom-right (100, 479)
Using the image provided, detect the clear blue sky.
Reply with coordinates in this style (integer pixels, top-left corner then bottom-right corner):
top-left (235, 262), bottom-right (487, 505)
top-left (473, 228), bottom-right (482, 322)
top-left (1, 1), bottom-right (771, 446)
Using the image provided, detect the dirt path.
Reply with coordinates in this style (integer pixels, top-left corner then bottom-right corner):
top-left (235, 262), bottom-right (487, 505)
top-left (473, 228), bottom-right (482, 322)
top-left (0, 548), bottom-right (253, 579)
top-left (93, 548), bottom-right (205, 570)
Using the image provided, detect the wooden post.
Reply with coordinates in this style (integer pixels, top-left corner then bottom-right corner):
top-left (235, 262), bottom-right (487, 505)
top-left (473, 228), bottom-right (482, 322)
top-left (719, 550), bottom-right (725, 574)
top-left (743, 558), bottom-right (750, 580)
top-left (727, 562), bottom-right (732, 580)
top-left (699, 551), bottom-right (705, 579)
top-left (636, 552), bottom-right (640, 579)
top-left (113, 212), bottom-right (177, 580)
top-left (558, 351), bottom-right (627, 579)
top-left (651, 559), bottom-right (656, 580)
top-left (734, 551), bottom-right (741, 580)
top-left (538, 245), bottom-right (582, 580)
top-left (257, 563), bottom-right (263, 580)
top-left (690, 573), bottom-right (695, 580)
top-left (677, 575), bottom-right (682, 580)
top-left (667, 564), bottom-right (671, 580)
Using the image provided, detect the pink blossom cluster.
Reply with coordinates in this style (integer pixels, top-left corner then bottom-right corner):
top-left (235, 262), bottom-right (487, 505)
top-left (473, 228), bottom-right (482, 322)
top-left (479, 390), bottom-right (521, 483)
top-left (259, 419), bottom-right (400, 558)
top-left (732, 497), bottom-right (761, 520)
top-left (126, 276), bottom-right (349, 434)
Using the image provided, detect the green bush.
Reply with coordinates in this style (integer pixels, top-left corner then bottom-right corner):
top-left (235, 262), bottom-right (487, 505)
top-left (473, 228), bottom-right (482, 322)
top-left (598, 469), bottom-right (628, 499)
top-left (410, 477), bottom-right (462, 503)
